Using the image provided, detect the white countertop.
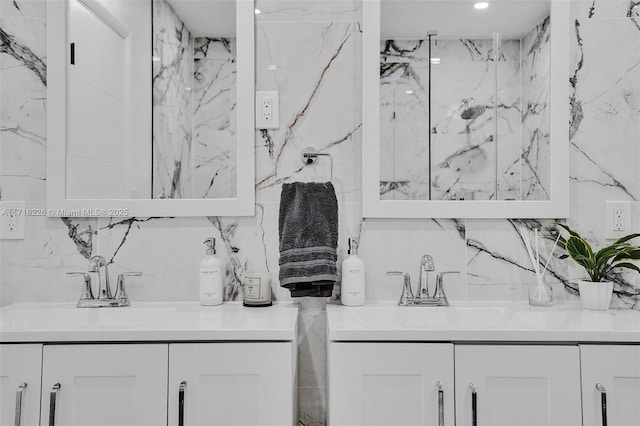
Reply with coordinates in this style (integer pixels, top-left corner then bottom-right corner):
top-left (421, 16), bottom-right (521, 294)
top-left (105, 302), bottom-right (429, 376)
top-left (0, 302), bottom-right (299, 343)
top-left (327, 302), bottom-right (640, 343)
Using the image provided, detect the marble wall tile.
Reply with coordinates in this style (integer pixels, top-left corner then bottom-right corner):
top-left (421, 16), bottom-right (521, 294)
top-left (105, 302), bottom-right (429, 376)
top-left (574, 0), bottom-right (636, 19)
top-left (152, 0), bottom-right (194, 199)
top-left (255, 20), bottom-right (362, 204)
top-left (192, 37), bottom-right (237, 198)
top-left (569, 14), bottom-right (640, 203)
top-left (520, 16), bottom-right (552, 200)
top-left (1, 211), bottom-right (97, 305)
top-left (255, 0), bottom-right (360, 22)
top-left (0, 15), bottom-right (47, 201)
top-left (0, 0), bottom-right (45, 19)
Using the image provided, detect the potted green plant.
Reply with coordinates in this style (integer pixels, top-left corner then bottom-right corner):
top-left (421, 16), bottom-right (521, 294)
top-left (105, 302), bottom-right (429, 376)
top-left (557, 224), bottom-right (640, 310)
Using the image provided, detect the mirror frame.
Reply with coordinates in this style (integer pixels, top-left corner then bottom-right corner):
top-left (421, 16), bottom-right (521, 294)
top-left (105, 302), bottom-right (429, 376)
top-left (362, 0), bottom-right (570, 219)
top-left (47, 0), bottom-right (255, 217)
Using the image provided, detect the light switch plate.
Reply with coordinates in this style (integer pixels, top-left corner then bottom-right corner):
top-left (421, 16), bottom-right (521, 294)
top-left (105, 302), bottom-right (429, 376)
top-left (604, 201), bottom-right (631, 240)
top-left (0, 201), bottom-right (26, 239)
top-left (255, 91), bottom-right (279, 129)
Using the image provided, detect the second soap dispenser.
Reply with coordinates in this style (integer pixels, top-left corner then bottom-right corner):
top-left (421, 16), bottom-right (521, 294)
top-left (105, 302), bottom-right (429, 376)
top-left (341, 238), bottom-right (365, 306)
top-left (200, 237), bottom-right (223, 306)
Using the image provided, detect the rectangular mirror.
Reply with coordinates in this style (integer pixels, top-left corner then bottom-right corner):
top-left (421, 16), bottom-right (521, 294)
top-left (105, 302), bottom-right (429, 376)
top-left (47, 0), bottom-right (255, 217)
top-left (363, 0), bottom-right (570, 218)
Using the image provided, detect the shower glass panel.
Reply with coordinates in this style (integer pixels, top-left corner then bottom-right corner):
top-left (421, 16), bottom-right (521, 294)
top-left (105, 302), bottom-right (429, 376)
top-left (379, 1), bottom-right (551, 202)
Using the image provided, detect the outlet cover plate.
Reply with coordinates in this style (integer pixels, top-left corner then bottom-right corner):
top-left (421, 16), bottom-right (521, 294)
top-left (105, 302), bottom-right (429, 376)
top-left (255, 91), bottom-right (279, 129)
top-left (0, 201), bottom-right (26, 240)
top-left (605, 201), bottom-right (631, 240)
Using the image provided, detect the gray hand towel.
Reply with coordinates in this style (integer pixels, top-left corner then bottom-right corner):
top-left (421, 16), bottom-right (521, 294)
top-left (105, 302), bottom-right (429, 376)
top-left (279, 182), bottom-right (338, 297)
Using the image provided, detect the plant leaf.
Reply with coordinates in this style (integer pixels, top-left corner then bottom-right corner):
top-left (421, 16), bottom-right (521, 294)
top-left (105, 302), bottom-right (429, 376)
top-left (610, 262), bottom-right (640, 274)
top-left (613, 248), bottom-right (640, 261)
top-left (556, 223), bottom-right (581, 239)
top-left (565, 236), bottom-right (594, 270)
top-left (613, 233), bottom-right (640, 245)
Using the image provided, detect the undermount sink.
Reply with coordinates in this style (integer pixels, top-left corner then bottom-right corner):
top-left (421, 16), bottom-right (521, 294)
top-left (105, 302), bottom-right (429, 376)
top-left (327, 302), bottom-right (640, 342)
top-left (2, 304), bottom-right (175, 329)
top-left (348, 305), bottom-right (515, 328)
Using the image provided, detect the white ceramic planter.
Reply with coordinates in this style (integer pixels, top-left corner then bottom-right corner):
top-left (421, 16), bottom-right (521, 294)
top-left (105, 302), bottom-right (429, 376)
top-left (578, 280), bottom-right (613, 310)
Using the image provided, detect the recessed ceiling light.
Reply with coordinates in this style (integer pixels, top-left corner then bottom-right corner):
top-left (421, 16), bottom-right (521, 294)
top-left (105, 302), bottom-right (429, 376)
top-left (430, 57), bottom-right (441, 64)
top-left (405, 90), bottom-right (414, 94)
top-left (151, 56), bottom-right (160, 62)
top-left (254, 8), bottom-right (261, 14)
top-left (474, 2), bottom-right (489, 10)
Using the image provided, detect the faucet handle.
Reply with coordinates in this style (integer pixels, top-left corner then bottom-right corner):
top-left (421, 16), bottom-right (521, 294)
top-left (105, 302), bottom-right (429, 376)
top-left (386, 271), bottom-right (414, 305)
top-left (115, 272), bottom-right (142, 307)
top-left (433, 271), bottom-right (460, 305)
top-left (67, 272), bottom-right (94, 305)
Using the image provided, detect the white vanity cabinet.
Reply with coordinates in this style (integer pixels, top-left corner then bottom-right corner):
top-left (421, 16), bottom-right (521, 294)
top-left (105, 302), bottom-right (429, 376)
top-left (328, 343), bottom-right (454, 426)
top-left (40, 344), bottom-right (168, 426)
top-left (168, 343), bottom-right (295, 426)
top-left (454, 345), bottom-right (582, 426)
top-left (0, 302), bottom-right (299, 426)
top-left (0, 344), bottom-right (43, 426)
top-left (326, 304), bottom-right (640, 426)
top-left (580, 345), bottom-right (640, 426)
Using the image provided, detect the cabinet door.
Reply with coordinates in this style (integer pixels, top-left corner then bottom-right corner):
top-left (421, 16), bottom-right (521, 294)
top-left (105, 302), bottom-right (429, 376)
top-left (328, 342), bottom-right (454, 426)
top-left (581, 345), bottom-right (640, 426)
top-left (168, 342), bottom-right (294, 426)
top-left (0, 344), bottom-right (42, 426)
top-left (455, 345), bottom-right (581, 426)
top-left (41, 344), bottom-right (168, 426)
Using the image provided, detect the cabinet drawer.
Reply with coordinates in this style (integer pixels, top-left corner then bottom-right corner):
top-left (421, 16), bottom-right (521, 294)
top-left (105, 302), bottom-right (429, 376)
top-left (168, 342), bottom-right (294, 426)
top-left (455, 345), bottom-right (582, 426)
top-left (41, 344), bottom-right (168, 426)
top-left (329, 342), bottom-right (454, 426)
top-left (581, 345), bottom-right (640, 426)
top-left (0, 344), bottom-right (42, 426)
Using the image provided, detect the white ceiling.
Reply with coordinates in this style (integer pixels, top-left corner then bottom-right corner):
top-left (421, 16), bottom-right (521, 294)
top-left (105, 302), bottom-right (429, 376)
top-left (381, 0), bottom-right (551, 39)
top-left (166, 0), bottom-right (236, 37)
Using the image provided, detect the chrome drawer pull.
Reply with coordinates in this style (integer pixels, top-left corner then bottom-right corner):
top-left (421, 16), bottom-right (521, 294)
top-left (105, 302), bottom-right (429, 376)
top-left (15, 382), bottom-right (27, 426)
top-left (179, 380), bottom-right (187, 426)
top-left (49, 383), bottom-right (61, 426)
top-left (469, 383), bottom-right (478, 426)
top-left (436, 381), bottom-right (444, 426)
top-left (596, 383), bottom-right (607, 426)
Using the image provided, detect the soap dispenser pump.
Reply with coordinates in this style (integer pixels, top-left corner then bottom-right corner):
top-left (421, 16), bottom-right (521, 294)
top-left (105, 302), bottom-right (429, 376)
top-left (341, 238), bottom-right (365, 306)
top-left (200, 237), bottom-right (223, 306)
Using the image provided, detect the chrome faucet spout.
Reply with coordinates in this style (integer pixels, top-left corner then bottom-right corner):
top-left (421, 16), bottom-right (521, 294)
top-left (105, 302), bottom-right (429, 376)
top-left (417, 255), bottom-right (435, 298)
top-left (89, 255), bottom-right (112, 300)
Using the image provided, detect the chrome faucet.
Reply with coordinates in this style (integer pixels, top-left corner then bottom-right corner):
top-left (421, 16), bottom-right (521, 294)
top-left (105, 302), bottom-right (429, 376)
top-left (89, 255), bottom-right (112, 300)
top-left (67, 256), bottom-right (141, 308)
top-left (387, 256), bottom-right (459, 306)
top-left (417, 255), bottom-right (435, 298)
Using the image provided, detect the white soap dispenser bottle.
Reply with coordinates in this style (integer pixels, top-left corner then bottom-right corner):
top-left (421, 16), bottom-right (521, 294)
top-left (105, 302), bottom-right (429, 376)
top-left (341, 238), bottom-right (365, 306)
top-left (200, 237), bottom-right (223, 306)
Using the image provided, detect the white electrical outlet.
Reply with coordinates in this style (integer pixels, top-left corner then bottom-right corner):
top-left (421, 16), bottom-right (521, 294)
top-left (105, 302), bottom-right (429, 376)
top-left (605, 201), bottom-right (631, 239)
top-left (0, 201), bottom-right (26, 240)
top-left (255, 91), bottom-right (279, 129)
